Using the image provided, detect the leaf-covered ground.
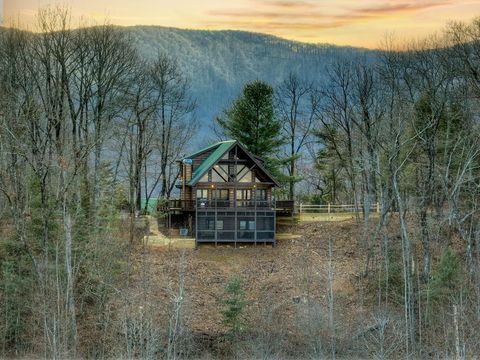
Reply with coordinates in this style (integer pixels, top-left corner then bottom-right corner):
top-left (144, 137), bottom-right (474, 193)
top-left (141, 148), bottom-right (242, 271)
top-left (132, 220), bottom-right (366, 337)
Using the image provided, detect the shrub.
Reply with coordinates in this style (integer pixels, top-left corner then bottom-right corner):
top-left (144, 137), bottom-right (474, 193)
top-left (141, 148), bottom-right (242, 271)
top-left (220, 275), bottom-right (249, 340)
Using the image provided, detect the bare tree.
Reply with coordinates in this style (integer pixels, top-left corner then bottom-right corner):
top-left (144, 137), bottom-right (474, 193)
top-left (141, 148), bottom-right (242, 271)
top-left (320, 60), bottom-right (360, 210)
top-left (149, 54), bottom-right (196, 199)
top-left (276, 72), bottom-right (321, 201)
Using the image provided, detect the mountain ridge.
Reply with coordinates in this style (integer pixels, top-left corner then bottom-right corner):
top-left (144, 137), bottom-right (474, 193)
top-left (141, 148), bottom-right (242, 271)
top-left (121, 24), bottom-right (370, 51)
top-left (124, 26), bottom-right (375, 140)
top-left (0, 25), bottom-right (375, 142)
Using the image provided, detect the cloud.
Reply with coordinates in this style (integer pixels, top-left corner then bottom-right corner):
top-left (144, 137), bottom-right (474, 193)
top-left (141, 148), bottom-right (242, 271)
top-left (202, 19), bottom-right (355, 33)
top-left (205, 0), bottom-right (463, 31)
top-left (346, 0), bottom-right (455, 17)
top-left (262, 0), bottom-right (317, 10)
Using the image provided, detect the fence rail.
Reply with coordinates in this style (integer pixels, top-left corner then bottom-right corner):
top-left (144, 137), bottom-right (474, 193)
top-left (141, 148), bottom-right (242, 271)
top-left (299, 202), bottom-right (381, 214)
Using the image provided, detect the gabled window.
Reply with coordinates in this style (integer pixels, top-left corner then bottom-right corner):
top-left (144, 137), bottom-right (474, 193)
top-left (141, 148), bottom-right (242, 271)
top-left (199, 172), bottom-right (209, 182)
top-left (236, 165), bottom-right (252, 183)
top-left (212, 164), bottom-right (228, 182)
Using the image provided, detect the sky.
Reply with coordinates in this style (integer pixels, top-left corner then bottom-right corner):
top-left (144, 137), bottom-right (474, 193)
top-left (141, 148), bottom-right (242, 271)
top-left (3, 0), bottom-right (480, 48)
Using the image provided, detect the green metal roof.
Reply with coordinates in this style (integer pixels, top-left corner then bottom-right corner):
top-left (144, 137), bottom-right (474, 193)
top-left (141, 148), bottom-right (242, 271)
top-left (187, 140), bottom-right (236, 186)
top-left (184, 140), bottom-right (232, 160)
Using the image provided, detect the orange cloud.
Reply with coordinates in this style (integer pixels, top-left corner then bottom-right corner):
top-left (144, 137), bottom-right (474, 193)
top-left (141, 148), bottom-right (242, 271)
top-left (200, 0), bottom-right (477, 47)
top-left (3, 0), bottom-right (479, 47)
top-left (347, 0), bottom-right (455, 17)
top-left (207, 0), bottom-right (458, 28)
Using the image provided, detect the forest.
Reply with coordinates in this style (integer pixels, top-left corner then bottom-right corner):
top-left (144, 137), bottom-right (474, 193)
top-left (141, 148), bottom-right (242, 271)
top-left (0, 6), bottom-right (480, 359)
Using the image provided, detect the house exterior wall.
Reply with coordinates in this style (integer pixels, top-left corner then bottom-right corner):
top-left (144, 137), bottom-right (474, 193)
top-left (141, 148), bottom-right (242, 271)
top-left (172, 142), bottom-right (279, 245)
top-left (196, 207), bottom-right (275, 244)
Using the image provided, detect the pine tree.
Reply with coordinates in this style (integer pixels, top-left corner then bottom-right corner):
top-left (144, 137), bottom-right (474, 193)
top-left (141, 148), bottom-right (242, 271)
top-left (216, 80), bottom-right (283, 159)
top-left (220, 275), bottom-right (249, 340)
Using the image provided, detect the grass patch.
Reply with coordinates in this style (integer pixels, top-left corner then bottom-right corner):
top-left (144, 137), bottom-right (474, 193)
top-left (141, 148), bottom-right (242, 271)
top-left (299, 212), bottom-right (362, 222)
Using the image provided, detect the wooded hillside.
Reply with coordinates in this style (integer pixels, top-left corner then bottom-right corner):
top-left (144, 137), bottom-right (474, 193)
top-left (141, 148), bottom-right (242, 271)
top-left (0, 7), bottom-right (479, 359)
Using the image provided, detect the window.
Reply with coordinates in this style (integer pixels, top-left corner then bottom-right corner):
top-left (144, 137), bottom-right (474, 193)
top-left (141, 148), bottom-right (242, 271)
top-left (206, 219), bottom-right (223, 230)
top-left (196, 189), bottom-right (208, 199)
top-left (214, 189), bottom-right (229, 200)
top-left (239, 220), bottom-right (255, 230)
top-left (212, 164), bottom-right (228, 182)
top-left (199, 172), bottom-right (209, 182)
top-left (206, 219), bottom-right (215, 230)
top-left (236, 165), bottom-right (252, 182)
top-left (236, 189), bottom-right (252, 200)
top-left (256, 189), bottom-right (267, 201)
top-left (239, 220), bottom-right (247, 230)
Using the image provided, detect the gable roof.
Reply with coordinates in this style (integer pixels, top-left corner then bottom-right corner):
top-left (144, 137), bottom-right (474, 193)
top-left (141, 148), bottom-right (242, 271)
top-left (184, 140), bottom-right (279, 187)
top-left (188, 141), bottom-right (236, 186)
top-left (184, 140), bottom-right (235, 160)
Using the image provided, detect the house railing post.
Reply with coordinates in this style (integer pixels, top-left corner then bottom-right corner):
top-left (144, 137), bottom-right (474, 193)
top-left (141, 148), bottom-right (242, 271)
top-left (328, 202), bottom-right (331, 214)
top-left (234, 193), bottom-right (237, 243)
top-left (195, 200), bottom-right (198, 249)
top-left (214, 193), bottom-right (217, 245)
top-left (254, 196), bottom-right (257, 244)
top-left (273, 198), bottom-right (276, 247)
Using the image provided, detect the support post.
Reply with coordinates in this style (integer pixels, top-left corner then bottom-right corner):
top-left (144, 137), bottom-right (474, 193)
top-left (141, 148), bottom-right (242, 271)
top-left (234, 146), bottom-right (238, 247)
top-left (234, 191), bottom-right (237, 244)
top-left (273, 198), bottom-right (276, 247)
top-left (254, 194), bottom-right (257, 244)
top-left (182, 163), bottom-right (186, 201)
top-left (195, 203), bottom-right (198, 249)
top-left (214, 192), bottom-right (217, 244)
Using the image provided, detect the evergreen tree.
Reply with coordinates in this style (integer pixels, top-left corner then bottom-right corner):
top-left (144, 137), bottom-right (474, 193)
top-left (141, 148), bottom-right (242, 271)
top-left (220, 275), bottom-right (249, 340)
top-left (217, 80), bottom-right (283, 159)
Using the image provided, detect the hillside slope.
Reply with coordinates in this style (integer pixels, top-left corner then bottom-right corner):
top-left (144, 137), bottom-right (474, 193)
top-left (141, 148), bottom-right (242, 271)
top-left (110, 220), bottom-right (367, 357)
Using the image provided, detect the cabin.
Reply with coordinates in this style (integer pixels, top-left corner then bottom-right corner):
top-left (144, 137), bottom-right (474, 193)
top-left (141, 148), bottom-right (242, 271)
top-left (164, 140), bottom-right (293, 246)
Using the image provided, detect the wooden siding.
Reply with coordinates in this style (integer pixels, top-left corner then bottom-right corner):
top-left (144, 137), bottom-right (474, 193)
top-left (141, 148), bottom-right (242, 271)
top-left (192, 147), bottom-right (216, 173)
top-left (180, 144), bottom-right (275, 204)
top-left (172, 142), bottom-right (289, 235)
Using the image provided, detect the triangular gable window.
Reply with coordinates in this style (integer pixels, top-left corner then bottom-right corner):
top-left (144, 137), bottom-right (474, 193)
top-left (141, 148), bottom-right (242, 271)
top-left (237, 165), bottom-right (252, 183)
top-left (212, 165), bottom-right (228, 182)
top-left (199, 172), bottom-right (209, 182)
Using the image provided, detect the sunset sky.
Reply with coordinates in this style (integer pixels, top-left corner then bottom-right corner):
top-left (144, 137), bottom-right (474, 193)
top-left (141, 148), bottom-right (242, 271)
top-left (3, 0), bottom-right (480, 48)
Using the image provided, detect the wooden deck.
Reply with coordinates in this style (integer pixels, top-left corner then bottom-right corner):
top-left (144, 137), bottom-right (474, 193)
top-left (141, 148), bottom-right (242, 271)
top-left (163, 199), bottom-right (294, 213)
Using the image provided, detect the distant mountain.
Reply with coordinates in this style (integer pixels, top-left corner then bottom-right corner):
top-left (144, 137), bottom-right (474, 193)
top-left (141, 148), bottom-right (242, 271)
top-left (125, 26), bottom-right (375, 142)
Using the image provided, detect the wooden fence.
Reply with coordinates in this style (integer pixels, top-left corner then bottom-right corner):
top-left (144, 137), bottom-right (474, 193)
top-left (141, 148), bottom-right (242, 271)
top-left (299, 202), bottom-right (381, 214)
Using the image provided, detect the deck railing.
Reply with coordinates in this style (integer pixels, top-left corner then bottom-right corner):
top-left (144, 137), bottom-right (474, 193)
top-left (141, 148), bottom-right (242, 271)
top-left (164, 199), bottom-right (294, 212)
